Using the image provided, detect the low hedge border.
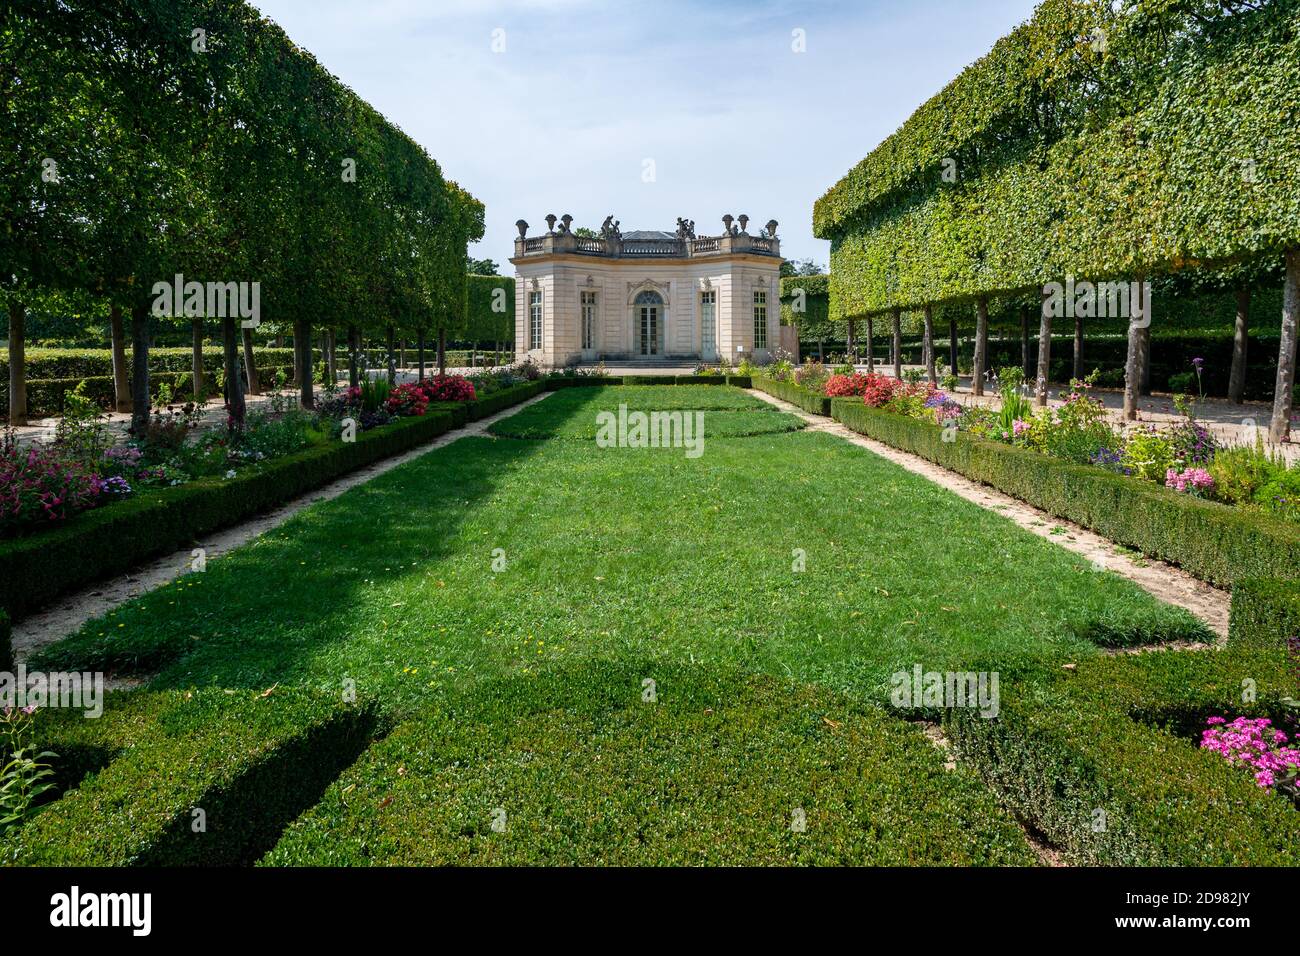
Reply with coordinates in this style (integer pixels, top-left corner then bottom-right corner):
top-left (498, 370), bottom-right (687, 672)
top-left (1, 688), bottom-right (380, 865)
top-left (0, 381), bottom-right (545, 621)
top-left (752, 376), bottom-right (832, 416)
top-left (680, 375), bottom-right (727, 385)
top-left (265, 659), bottom-right (1036, 866)
top-left (8, 367), bottom-right (293, 416)
top-left (944, 641), bottom-right (1300, 865)
top-left (830, 398), bottom-right (1300, 587)
top-left (544, 377), bottom-right (607, 389)
top-left (622, 375), bottom-right (678, 386)
top-left (726, 375), bottom-right (753, 387)
top-left (1229, 577), bottom-right (1300, 650)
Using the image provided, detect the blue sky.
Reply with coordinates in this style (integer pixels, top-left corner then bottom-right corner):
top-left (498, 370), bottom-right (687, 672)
top-left (252, 0), bottom-right (1040, 271)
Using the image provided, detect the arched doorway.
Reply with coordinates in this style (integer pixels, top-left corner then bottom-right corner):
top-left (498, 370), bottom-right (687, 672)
top-left (634, 290), bottom-right (663, 356)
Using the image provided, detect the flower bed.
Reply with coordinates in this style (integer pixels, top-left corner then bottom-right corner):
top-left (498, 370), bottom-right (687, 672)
top-left (831, 397), bottom-right (1300, 586)
top-left (0, 379), bottom-right (545, 620)
top-left (945, 637), bottom-right (1300, 865)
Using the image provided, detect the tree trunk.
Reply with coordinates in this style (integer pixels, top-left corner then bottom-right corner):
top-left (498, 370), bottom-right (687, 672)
top-left (1269, 248), bottom-right (1298, 444)
top-left (110, 304), bottom-right (132, 412)
top-left (129, 303), bottom-right (151, 433)
top-left (1229, 287), bottom-right (1250, 404)
top-left (222, 314), bottom-right (245, 428)
top-left (347, 324), bottom-right (359, 389)
top-left (291, 328), bottom-right (302, 386)
top-left (241, 325), bottom-right (259, 395)
top-left (190, 318), bottom-right (205, 401)
top-left (923, 306), bottom-right (937, 384)
top-left (865, 318), bottom-right (874, 373)
top-left (417, 331), bottom-right (426, 380)
top-left (386, 325), bottom-right (396, 383)
top-left (438, 328), bottom-right (447, 377)
top-left (892, 309), bottom-right (902, 380)
top-left (1123, 279), bottom-right (1145, 420)
top-left (323, 329), bottom-right (336, 387)
top-left (1035, 290), bottom-right (1052, 407)
top-left (1138, 325), bottom-right (1151, 395)
top-left (6, 300), bottom-right (26, 426)
top-left (973, 297), bottom-right (988, 396)
top-left (1073, 312), bottom-right (1084, 382)
top-left (399, 338), bottom-right (406, 370)
top-left (1020, 305), bottom-right (1031, 380)
top-left (947, 318), bottom-right (958, 379)
top-left (295, 319), bottom-right (314, 409)
top-left (818, 338), bottom-right (824, 362)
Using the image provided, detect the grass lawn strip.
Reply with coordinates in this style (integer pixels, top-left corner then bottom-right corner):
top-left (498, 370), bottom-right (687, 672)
top-left (749, 387), bottom-right (1232, 636)
top-left (33, 388), bottom-right (1207, 700)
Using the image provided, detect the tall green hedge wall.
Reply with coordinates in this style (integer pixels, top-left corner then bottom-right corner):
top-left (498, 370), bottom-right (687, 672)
top-left (815, 0), bottom-right (1300, 317)
top-left (465, 275), bottom-right (515, 344)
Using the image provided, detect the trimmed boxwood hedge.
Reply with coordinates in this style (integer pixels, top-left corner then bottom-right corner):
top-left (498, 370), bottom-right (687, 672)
top-left (264, 659), bottom-right (1036, 866)
top-left (831, 397), bottom-right (1300, 587)
top-left (11, 366), bottom-right (293, 416)
top-left (677, 375), bottom-right (727, 385)
top-left (1229, 578), bottom-right (1300, 650)
top-left (945, 641), bottom-right (1300, 866)
top-left (0, 381), bottom-right (545, 620)
top-left (543, 377), bottom-right (607, 389)
top-left (725, 375), bottom-right (752, 388)
top-left (0, 688), bottom-right (380, 865)
top-left (752, 377), bottom-right (831, 416)
top-left (622, 375), bottom-right (678, 386)
top-left (0, 346), bottom-right (299, 382)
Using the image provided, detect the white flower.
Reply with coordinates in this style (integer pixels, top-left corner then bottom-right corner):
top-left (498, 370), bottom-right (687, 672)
top-left (225, 469), bottom-right (236, 479)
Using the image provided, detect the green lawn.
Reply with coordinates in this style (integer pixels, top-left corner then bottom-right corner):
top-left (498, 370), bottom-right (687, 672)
top-left (27, 384), bottom-right (1218, 864)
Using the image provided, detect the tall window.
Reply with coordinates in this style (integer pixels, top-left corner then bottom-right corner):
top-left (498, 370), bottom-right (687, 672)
top-left (753, 290), bottom-right (768, 350)
top-left (529, 290), bottom-right (542, 350)
top-left (700, 290), bottom-right (716, 357)
top-left (581, 291), bottom-right (597, 350)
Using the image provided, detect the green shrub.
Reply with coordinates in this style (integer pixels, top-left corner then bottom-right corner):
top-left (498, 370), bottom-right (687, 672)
top-left (622, 375), bottom-right (678, 386)
top-left (831, 398), bottom-right (1300, 586)
top-left (752, 377), bottom-right (831, 416)
top-left (0, 688), bottom-right (380, 865)
top-left (677, 375), bottom-right (726, 385)
top-left (725, 375), bottom-right (753, 388)
top-left (945, 642), bottom-right (1300, 865)
top-left (1229, 578), bottom-right (1300, 650)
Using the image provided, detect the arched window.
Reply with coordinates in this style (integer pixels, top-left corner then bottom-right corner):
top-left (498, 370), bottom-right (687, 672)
top-left (633, 290), bottom-right (663, 306)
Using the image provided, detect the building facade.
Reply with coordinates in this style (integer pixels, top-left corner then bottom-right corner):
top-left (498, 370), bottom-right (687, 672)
top-left (511, 214), bottom-right (784, 366)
